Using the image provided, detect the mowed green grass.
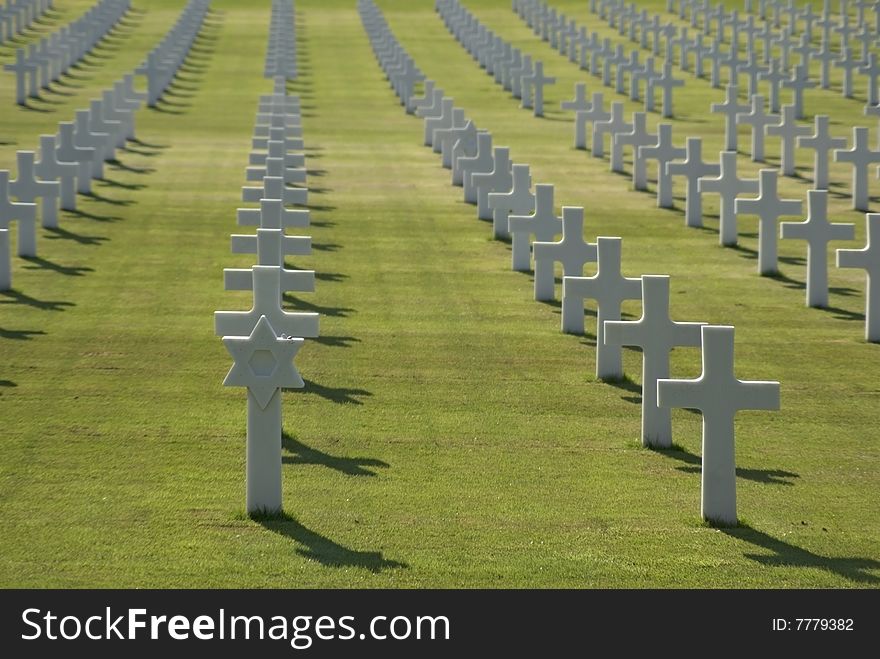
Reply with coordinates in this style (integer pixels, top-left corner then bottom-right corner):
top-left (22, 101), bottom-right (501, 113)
top-left (0, 0), bottom-right (877, 587)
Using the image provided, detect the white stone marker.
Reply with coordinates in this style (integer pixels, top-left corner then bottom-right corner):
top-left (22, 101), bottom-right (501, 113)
top-left (834, 127), bottom-right (880, 211)
top-left (758, 58), bottom-right (787, 112)
top-left (697, 151), bottom-right (760, 246)
top-left (666, 137), bottom-right (720, 227)
top-left (408, 79), bottom-right (435, 114)
top-left (561, 82), bottom-right (590, 112)
top-left (562, 236), bottom-right (642, 379)
top-left (612, 112), bottom-right (657, 181)
top-left (36, 135), bottom-right (78, 213)
top-left (222, 314), bottom-right (304, 514)
top-left (837, 213), bottom-right (880, 342)
top-left (797, 115), bottom-right (847, 190)
top-left (242, 176), bottom-right (307, 207)
top-left (451, 127), bottom-right (484, 185)
top-left (73, 110), bottom-right (108, 179)
top-left (859, 53), bottom-right (880, 106)
top-left (735, 169), bottom-right (803, 275)
top-left (9, 151), bottom-right (59, 229)
top-left (488, 163), bottom-right (534, 240)
top-left (461, 133), bottom-right (495, 204)
top-left (650, 61), bottom-right (684, 118)
top-left (657, 325), bottom-right (780, 526)
top-left (0, 170), bottom-right (37, 259)
top-left (522, 60), bottom-right (555, 117)
top-left (737, 94), bottom-right (777, 163)
top-left (215, 265), bottom-right (319, 339)
top-left (780, 189), bottom-right (855, 307)
top-left (639, 123), bottom-right (686, 204)
top-left (575, 92), bottom-right (609, 150)
top-left (56, 123), bottom-right (95, 194)
top-left (593, 101), bottom-right (632, 159)
top-left (711, 84), bottom-right (749, 151)
top-left (532, 206), bottom-right (597, 301)
top-left (508, 183), bottom-right (562, 272)
top-left (604, 275), bottom-right (705, 448)
top-left (432, 108), bottom-right (467, 157)
top-left (0, 229), bottom-right (9, 291)
top-left (472, 147), bottom-right (512, 221)
top-left (766, 104), bottom-right (810, 177)
top-left (424, 97), bottom-right (454, 147)
top-left (782, 63), bottom-right (816, 119)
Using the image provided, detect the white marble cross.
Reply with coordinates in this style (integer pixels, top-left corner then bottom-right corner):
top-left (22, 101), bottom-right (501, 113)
top-left (424, 97), bottom-right (454, 147)
top-left (711, 84), bottom-right (749, 151)
top-left (834, 126), bottom-right (880, 211)
top-left (562, 236), bottom-right (642, 379)
top-left (797, 115), bottom-right (846, 190)
top-left (837, 213), bottom-right (880, 342)
top-left (859, 53), bottom-right (880, 106)
top-left (758, 58), bottom-right (787, 112)
top-left (237, 198), bottom-right (309, 232)
top-left (735, 168), bottom-right (803, 274)
top-left (574, 92), bottom-right (609, 150)
top-left (432, 108), bottom-right (467, 158)
top-left (593, 101), bottom-right (632, 159)
top-left (561, 82), bottom-right (590, 112)
top-left (532, 206), bottom-right (597, 301)
top-left (765, 104), bottom-right (811, 177)
top-left (834, 47), bottom-right (860, 98)
top-left (522, 60), bottom-right (555, 116)
top-left (658, 325), bottom-right (780, 526)
top-left (3, 48), bottom-right (35, 105)
top-left (472, 147), bottom-right (513, 221)
top-left (737, 94), bottom-right (778, 163)
top-left (780, 189), bottom-right (855, 307)
top-left (461, 132), bottom-right (496, 204)
top-left (451, 126), bottom-right (484, 185)
top-left (780, 63), bottom-right (815, 120)
top-left (9, 150), bottom-right (59, 229)
top-left (639, 123), bottom-right (686, 204)
top-left (667, 137), bottom-right (720, 227)
top-left (698, 151), bottom-right (760, 246)
top-left (73, 110), bottom-right (108, 179)
top-left (224, 225), bottom-right (314, 295)
top-left (242, 176), bottom-right (307, 207)
top-left (0, 170), bottom-right (37, 264)
top-left (407, 79), bottom-right (435, 114)
top-left (612, 112), bottom-right (658, 182)
top-left (650, 61), bottom-right (684, 118)
top-left (215, 265), bottom-right (319, 339)
top-left (222, 314), bottom-right (304, 514)
top-left (55, 122), bottom-right (95, 194)
top-left (508, 183), bottom-right (562, 272)
top-left (488, 163), bottom-right (533, 240)
top-left (604, 275), bottom-right (705, 447)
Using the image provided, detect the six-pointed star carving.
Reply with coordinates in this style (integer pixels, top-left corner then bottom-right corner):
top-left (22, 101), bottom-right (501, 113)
top-left (222, 315), bottom-right (304, 409)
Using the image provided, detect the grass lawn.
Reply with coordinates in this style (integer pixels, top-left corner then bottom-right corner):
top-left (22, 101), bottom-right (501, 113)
top-left (0, 0), bottom-right (878, 587)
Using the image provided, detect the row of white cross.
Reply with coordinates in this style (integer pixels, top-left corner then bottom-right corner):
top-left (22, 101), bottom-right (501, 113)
top-left (0, 0), bottom-right (53, 45)
top-left (437, 0), bottom-right (879, 343)
top-left (363, 0), bottom-right (780, 527)
top-left (520, 0), bottom-right (880, 113)
top-left (135, 0), bottom-right (211, 108)
top-left (0, 73), bottom-right (144, 291)
top-left (0, 0), bottom-right (216, 291)
top-left (3, 0), bottom-right (131, 106)
top-left (264, 0), bottom-right (297, 80)
top-left (213, 61), bottom-right (317, 514)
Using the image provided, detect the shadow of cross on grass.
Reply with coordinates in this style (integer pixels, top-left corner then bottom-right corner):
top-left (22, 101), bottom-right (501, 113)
top-left (282, 433), bottom-right (388, 477)
top-left (653, 444), bottom-right (800, 486)
top-left (722, 525), bottom-right (880, 585)
top-left (253, 512), bottom-right (407, 573)
top-left (290, 379), bottom-right (372, 405)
